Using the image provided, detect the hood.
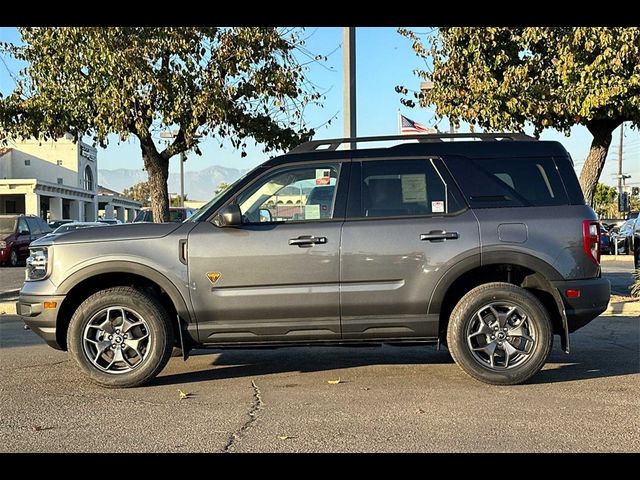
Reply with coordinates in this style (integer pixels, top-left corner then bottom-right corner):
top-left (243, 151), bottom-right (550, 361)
top-left (31, 222), bottom-right (183, 247)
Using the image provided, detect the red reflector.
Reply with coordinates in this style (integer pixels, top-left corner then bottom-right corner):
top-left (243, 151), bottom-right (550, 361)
top-left (565, 289), bottom-right (581, 298)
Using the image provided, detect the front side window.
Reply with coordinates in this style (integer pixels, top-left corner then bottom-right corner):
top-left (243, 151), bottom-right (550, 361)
top-left (237, 164), bottom-right (340, 224)
top-left (360, 159), bottom-right (459, 218)
top-left (17, 218), bottom-right (29, 234)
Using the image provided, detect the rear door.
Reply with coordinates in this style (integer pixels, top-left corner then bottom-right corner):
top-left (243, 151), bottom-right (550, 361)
top-left (16, 217), bottom-right (32, 259)
top-left (339, 158), bottom-right (480, 339)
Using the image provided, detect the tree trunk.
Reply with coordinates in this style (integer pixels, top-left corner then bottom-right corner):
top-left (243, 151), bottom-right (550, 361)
top-left (579, 119), bottom-right (622, 207)
top-left (140, 140), bottom-right (170, 223)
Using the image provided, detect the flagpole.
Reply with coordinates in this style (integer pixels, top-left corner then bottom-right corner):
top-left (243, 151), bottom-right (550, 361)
top-left (397, 110), bottom-right (401, 135)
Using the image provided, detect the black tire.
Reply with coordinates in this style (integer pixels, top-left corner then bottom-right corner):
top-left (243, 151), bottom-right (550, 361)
top-left (8, 249), bottom-right (18, 267)
top-left (635, 247), bottom-right (639, 270)
top-left (447, 282), bottom-right (553, 385)
top-left (67, 287), bottom-right (174, 388)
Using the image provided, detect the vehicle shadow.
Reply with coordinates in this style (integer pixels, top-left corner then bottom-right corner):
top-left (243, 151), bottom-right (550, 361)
top-left (153, 336), bottom-right (640, 387)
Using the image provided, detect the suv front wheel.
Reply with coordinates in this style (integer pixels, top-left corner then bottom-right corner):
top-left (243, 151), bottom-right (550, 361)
top-left (447, 282), bottom-right (552, 385)
top-left (67, 287), bottom-right (174, 388)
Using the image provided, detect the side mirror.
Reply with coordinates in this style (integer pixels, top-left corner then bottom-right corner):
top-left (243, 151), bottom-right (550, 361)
top-left (213, 204), bottom-right (242, 227)
top-left (19, 229), bottom-right (30, 236)
top-left (259, 209), bottom-right (272, 223)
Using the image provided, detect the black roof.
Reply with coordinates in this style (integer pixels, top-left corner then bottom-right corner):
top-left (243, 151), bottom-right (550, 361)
top-left (263, 139), bottom-right (571, 168)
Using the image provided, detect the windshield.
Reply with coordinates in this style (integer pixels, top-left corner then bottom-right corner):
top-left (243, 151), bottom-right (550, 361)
top-left (0, 218), bottom-right (16, 234)
top-left (189, 166), bottom-right (261, 222)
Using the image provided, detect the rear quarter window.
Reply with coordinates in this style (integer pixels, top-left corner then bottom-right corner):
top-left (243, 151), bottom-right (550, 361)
top-left (445, 156), bottom-right (570, 208)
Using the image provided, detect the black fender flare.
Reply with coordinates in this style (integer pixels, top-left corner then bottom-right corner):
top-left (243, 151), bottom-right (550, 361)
top-left (57, 261), bottom-right (193, 324)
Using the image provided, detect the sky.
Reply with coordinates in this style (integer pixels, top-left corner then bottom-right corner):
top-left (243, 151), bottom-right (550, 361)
top-left (1, 27), bottom-right (638, 189)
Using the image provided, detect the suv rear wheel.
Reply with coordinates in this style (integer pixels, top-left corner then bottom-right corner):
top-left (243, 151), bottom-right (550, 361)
top-left (447, 282), bottom-right (552, 385)
top-left (67, 287), bottom-right (173, 388)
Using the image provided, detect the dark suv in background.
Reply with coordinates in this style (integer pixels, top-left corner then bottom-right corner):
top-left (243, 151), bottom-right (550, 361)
top-left (17, 133), bottom-right (610, 387)
top-left (0, 214), bottom-right (52, 267)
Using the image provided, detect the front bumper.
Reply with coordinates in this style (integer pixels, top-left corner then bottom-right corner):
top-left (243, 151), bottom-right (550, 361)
top-left (551, 277), bottom-right (611, 333)
top-left (16, 294), bottom-right (66, 350)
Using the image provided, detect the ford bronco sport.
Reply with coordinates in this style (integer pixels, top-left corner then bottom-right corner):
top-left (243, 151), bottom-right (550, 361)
top-left (17, 133), bottom-right (611, 387)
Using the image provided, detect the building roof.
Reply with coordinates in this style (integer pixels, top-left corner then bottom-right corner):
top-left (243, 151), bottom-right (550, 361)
top-left (0, 147), bottom-right (12, 158)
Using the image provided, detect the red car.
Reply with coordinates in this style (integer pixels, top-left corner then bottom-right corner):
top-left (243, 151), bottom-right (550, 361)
top-left (0, 215), bottom-right (52, 267)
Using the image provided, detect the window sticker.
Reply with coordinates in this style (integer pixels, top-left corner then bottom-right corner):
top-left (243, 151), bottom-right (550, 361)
top-left (401, 174), bottom-right (427, 203)
top-left (431, 200), bottom-right (445, 213)
top-left (305, 204), bottom-right (321, 220)
top-left (315, 169), bottom-right (331, 185)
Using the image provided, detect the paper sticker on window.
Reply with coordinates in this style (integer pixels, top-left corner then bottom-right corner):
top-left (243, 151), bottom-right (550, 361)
top-left (316, 169), bottom-right (331, 185)
top-left (432, 200), bottom-right (445, 213)
top-left (401, 174), bottom-right (427, 203)
top-left (305, 204), bottom-right (321, 219)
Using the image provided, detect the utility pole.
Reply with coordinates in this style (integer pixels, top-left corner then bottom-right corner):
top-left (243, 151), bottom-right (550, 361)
top-left (343, 27), bottom-right (356, 148)
top-left (180, 151), bottom-right (186, 208)
top-left (618, 122), bottom-right (624, 198)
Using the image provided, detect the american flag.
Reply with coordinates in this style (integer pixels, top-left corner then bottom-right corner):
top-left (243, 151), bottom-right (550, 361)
top-left (400, 114), bottom-right (436, 134)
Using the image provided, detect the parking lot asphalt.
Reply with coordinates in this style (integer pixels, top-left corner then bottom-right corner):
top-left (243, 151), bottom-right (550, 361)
top-left (1, 314), bottom-right (638, 453)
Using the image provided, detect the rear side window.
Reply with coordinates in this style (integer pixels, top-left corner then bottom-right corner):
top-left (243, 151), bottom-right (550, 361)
top-left (359, 159), bottom-right (463, 218)
top-left (554, 155), bottom-right (585, 205)
top-left (25, 217), bottom-right (42, 234)
top-left (445, 156), bottom-right (569, 208)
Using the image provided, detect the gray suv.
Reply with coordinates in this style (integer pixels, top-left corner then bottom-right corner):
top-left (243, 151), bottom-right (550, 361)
top-left (17, 133), bottom-right (610, 387)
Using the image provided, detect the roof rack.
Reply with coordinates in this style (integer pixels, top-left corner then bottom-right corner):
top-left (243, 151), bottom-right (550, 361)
top-left (290, 132), bottom-right (536, 154)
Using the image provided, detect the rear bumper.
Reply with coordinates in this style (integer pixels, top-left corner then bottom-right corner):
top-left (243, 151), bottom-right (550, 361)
top-left (551, 277), bottom-right (610, 333)
top-left (16, 294), bottom-right (66, 350)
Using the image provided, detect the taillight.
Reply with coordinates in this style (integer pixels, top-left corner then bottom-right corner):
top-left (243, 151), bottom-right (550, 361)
top-left (582, 220), bottom-right (600, 264)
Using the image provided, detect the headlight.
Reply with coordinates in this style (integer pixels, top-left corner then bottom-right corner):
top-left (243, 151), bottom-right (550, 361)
top-left (26, 247), bottom-right (49, 281)
top-left (0, 240), bottom-right (6, 249)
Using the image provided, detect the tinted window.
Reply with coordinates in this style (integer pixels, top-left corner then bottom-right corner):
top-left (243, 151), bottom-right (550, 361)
top-left (18, 218), bottom-right (30, 234)
top-left (445, 156), bottom-right (569, 208)
top-left (38, 218), bottom-right (52, 233)
top-left (360, 159), bottom-right (462, 218)
top-left (237, 164), bottom-right (340, 223)
top-left (554, 155), bottom-right (585, 205)
top-left (25, 217), bottom-right (41, 234)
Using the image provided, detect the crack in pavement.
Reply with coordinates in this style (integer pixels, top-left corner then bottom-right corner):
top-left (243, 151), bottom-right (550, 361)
top-left (223, 380), bottom-right (263, 453)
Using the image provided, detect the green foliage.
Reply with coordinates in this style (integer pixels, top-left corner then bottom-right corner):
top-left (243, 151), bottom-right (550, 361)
top-left (214, 182), bottom-right (230, 195)
top-left (0, 27), bottom-right (322, 221)
top-left (398, 27), bottom-right (640, 205)
top-left (399, 27), bottom-right (640, 134)
top-left (631, 269), bottom-right (640, 298)
top-left (592, 183), bottom-right (617, 218)
top-left (122, 181), bottom-right (151, 206)
top-left (170, 194), bottom-right (188, 207)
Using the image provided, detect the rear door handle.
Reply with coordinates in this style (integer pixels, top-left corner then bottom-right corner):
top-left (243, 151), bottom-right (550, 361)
top-left (420, 230), bottom-right (459, 242)
top-left (289, 235), bottom-right (328, 247)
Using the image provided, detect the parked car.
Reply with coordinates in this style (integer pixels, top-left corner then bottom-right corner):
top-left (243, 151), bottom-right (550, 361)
top-left (133, 207), bottom-right (196, 223)
top-left (48, 219), bottom-right (74, 230)
top-left (600, 223), bottom-right (612, 255)
top-left (50, 222), bottom-right (106, 235)
top-left (0, 214), bottom-right (52, 267)
top-left (613, 218), bottom-right (635, 254)
top-left (633, 217), bottom-right (639, 268)
top-left (17, 132), bottom-right (610, 388)
top-left (97, 218), bottom-right (122, 225)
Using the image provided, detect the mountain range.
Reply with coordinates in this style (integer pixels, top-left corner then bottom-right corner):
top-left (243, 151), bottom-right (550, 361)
top-left (98, 165), bottom-right (248, 201)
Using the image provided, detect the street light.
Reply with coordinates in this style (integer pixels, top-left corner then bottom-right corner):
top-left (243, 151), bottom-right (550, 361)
top-left (160, 130), bottom-right (201, 207)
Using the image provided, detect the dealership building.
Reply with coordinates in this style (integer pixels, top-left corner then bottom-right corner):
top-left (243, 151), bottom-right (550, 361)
top-left (0, 135), bottom-right (141, 222)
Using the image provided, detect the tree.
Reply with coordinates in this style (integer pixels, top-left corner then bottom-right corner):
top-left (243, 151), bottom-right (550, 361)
top-left (592, 182), bottom-right (617, 218)
top-left (398, 27), bottom-right (640, 205)
top-left (214, 182), bottom-right (230, 195)
top-left (0, 28), bottom-right (322, 221)
top-left (122, 181), bottom-right (152, 206)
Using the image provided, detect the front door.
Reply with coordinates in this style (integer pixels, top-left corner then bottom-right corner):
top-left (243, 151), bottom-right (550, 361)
top-left (188, 161), bottom-right (347, 344)
top-left (340, 158), bottom-right (480, 339)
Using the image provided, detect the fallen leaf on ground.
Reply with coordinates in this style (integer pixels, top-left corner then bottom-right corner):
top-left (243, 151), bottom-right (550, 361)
top-left (32, 425), bottom-right (53, 431)
top-left (362, 387), bottom-right (370, 391)
top-left (327, 378), bottom-right (343, 385)
top-left (416, 408), bottom-right (427, 414)
top-left (178, 389), bottom-right (192, 400)
top-left (278, 435), bottom-right (297, 440)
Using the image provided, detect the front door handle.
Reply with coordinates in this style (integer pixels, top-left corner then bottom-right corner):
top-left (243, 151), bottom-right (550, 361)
top-left (420, 230), bottom-right (459, 242)
top-left (289, 235), bottom-right (328, 247)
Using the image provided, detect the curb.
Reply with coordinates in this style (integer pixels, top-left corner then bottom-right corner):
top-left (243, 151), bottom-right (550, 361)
top-left (601, 301), bottom-right (640, 316)
top-left (0, 302), bottom-right (16, 315)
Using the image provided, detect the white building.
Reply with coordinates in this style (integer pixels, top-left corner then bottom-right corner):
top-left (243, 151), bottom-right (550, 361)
top-left (0, 135), bottom-right (141, 222)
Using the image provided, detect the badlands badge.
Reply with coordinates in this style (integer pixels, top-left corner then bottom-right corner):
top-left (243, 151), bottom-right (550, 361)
top-left (206, 272), bottom-right (222, 284)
